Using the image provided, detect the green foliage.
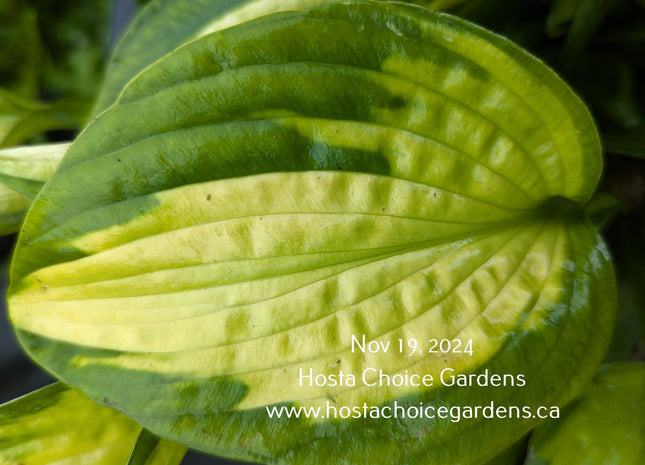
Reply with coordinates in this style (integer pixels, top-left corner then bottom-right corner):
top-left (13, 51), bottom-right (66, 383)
top-left (0, 0), bottom-right (113, 150)
top-left (0, 89), bottom-right (88, 148)
top-left (92, 0), bottom-right (446, 116)
top-left (0, 0), bottom-right (113, 101)
top-left (7, 1), bottom-right (617, 464)
top-left (0, 142), bottom-right (66, 235)
top-left (526, 363), bottom-right (645, 464)
top-left (127, 429), bottom-right (188, 465)
top-left (0, 0), bottom-right (42, 97)
top-left (0, 0), bottom-right (643, 464)
top-left (0, 383), bottom-right (142, 464)
top-left (0, 383), bottom-right (187, 465)
top-left (452, 0), bottom-right (645, 162)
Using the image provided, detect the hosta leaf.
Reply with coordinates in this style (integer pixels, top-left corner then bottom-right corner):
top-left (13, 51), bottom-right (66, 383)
top-left (425, 0), bottom-right (472, 10)
top-left (8, 2), bottom-right (615, 464)
top-left (604, 214), bottom-right (645, 362)
top-left (93, 0), bottom-right (440, 117)
top-left (0, 88), bottom-right (89, 148)
top-left (559, 0), bottom-right (617, 61)
top-left (0, 143), bottom-right (68, 197)
top-left (545, 0), bottom-right (583, 38)
top-left (0, 2), bottom-right (41, 97)
top-left (0, 143), bottom-right (67, 235)
top-left (127, 429), bottom-right (188, 465)
top-left (0, 184), bottom-right (31, 236)
top-left (525, 363), bottom-right (645, 464)
top-left (0, 383), bottom-right (141, 464)
top-left (603, 128), bottom-right (645, 159)
top-left (583, 191), bottom-right (623, 230)
top-left (483, 437), bottom-right (527, 465)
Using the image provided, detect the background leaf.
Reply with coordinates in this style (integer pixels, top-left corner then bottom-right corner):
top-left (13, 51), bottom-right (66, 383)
top-left (0, 0), bottom-right (113, 139)
top-left (525, 363), bottom-right (645, 464)
top-left (0, 143), bottom-right (67, 236)
top-left (127, 429), bottom-right (187, 465)
top-left (0, 382), bottom-right (141, 465)
top-left (0, 89), bottom-right (88, 148)
top-left (559, 0), bottom-right (618, 62)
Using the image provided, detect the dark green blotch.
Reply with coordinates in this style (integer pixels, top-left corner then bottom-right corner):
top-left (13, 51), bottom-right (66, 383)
top-left (387, 95), bottom-right (406, 109)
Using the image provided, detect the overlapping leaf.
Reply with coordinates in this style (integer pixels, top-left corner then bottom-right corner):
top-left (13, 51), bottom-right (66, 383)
top-left (0, 383), bottom-right (186, 465)
top-left (0, 383), bottom-right (141, 465)
top-left (8, 2), bottom-right (615, 464)
top-left (526, 363), bottom-right (645, 464)
top-left (127, 429), bottom-right (188, 465)
top-left (0, 143), bottom-right (67, 235)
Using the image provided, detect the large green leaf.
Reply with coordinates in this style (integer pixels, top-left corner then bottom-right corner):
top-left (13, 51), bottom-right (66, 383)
top-left (8, 2), bottom-right (615, 464)
top-left (525, 363), bottom-right (645, 464)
